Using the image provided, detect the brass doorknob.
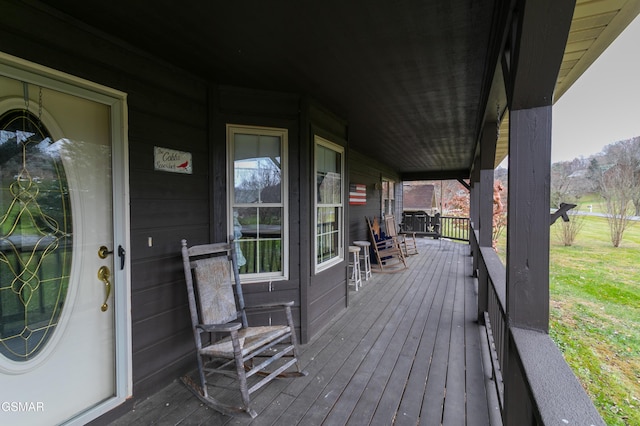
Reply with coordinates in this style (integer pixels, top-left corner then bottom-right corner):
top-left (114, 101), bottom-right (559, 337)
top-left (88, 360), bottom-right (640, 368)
top-left (97, 266), bottom-right (111, 312)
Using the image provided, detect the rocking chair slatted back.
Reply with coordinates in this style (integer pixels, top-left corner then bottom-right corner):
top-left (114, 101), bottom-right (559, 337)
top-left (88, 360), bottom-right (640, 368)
top-left (384, 214), bottom-right (418, 256)
top-left (192, 256), bottom-right (237, 325)
top-left (365, 216), bottom-right (407, 272)
top-left (183, 241), bottom-right (249, 329)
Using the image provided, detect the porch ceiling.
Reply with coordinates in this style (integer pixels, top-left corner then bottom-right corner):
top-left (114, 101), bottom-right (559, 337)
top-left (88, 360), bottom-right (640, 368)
top-left (39, 0), bottom-right (640, 176)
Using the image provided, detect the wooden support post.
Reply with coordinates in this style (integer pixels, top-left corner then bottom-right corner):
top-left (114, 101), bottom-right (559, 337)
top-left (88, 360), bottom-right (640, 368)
top-left (477, 125), bottom-right (497, 322)
top-left (506, 106), bottom-right (551, 332)
top-left (504, 105), bottom-right (552, 426)
top-left (470, 155), bottom-right (481, 273)
top-left (500, 0), bottom-right (575, 423)
top-left (479, 125), bottom-right (497, 248)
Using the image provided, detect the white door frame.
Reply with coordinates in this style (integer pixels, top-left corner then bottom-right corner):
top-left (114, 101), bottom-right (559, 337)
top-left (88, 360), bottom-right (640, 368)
top-left (0, 52), bottom-right (132, 424)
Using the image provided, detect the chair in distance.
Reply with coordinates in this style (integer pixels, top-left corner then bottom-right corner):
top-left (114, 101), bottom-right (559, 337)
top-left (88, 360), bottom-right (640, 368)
top-left (366, 216), bottom-right (408, 272)
top-left (180, 238), bottom-right (306, 418)
top-left (384, 214), bottom-right (418, 256)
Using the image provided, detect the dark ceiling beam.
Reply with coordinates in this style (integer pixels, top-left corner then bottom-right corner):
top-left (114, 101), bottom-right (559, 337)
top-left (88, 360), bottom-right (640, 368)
top-left (400, 169), bottom-right (470, 182)
top-left (504, 0), bottom-right (576, 110)
top-left (474, 0), bottom-right (515, 129)
top-left (470, 0), bottom-right (514, 178)
top-left (457, 178), bottom-right (471, 191)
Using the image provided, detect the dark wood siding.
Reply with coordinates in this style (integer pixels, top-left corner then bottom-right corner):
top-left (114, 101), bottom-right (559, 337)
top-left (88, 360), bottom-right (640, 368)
top-left (347, 149), bottom-right (401, 244)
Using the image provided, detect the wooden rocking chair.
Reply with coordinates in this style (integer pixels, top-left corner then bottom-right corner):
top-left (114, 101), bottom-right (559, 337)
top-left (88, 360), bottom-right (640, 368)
top-left (366, 216), bottom-right (407, 272)
top-left (180, 239), bottom-right (306, 418)
top-left (384, 214), bottom-right (418, 256)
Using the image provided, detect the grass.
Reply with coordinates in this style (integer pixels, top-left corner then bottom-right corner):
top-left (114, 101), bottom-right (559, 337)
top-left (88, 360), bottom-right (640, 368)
top-left (576, 193), bottom-right (608, 214)
top-left (496, 215), bottom-right (640, 425)
top-left (549, 216), bottom-right (639, 425)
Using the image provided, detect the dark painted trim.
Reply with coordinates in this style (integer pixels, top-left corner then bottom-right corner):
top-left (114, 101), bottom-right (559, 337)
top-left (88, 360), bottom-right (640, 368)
top-left (401, 169), bottom-right (470, 181)
top-left (507, 0), bottom-right (576, 109)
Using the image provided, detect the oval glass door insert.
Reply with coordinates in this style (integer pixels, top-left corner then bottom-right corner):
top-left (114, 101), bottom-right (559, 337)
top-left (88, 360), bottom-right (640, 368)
top-left (0, 109), bottom-right (73, 362)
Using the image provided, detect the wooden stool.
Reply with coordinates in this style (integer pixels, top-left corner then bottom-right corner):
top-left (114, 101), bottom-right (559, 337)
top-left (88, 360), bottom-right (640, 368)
top-left (353, 240), bottom-right (372, 281)
top-left (348, 245), bottom-right (362, 291)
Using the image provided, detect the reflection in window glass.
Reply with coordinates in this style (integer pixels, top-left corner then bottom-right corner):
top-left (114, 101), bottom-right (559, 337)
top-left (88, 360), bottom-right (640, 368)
top-left (228, 126), bottom-right (287, 280)
top-left (315, 137), bottom-right (344, 272)
top-left (0, 109), bottom-right (73, 361)
top-left (382, 178), bottom-right (395, 216)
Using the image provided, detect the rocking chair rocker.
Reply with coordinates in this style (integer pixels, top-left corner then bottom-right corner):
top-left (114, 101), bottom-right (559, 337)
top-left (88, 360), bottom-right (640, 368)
top-left (180, 239), bottom-right (306, 418)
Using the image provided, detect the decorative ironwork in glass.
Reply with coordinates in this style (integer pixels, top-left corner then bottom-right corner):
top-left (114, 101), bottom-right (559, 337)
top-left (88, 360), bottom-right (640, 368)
top-left (0, 109), bottom-right (73, 361)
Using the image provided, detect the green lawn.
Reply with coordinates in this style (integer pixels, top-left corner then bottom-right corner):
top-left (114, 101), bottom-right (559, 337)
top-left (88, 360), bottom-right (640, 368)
top-left (575, 193), bottom-right (608, 215)
top-left (496, 215), bottom-right (639, 425)
top-left (550, 216), bottom-right (639, 426)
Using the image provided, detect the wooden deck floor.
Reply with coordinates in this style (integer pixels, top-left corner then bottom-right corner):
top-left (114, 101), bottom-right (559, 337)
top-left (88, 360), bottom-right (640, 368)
top-left (110, 239), bottom-right (497, 425)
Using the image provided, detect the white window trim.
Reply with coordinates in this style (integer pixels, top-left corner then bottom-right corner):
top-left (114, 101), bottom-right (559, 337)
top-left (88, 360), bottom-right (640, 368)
top-left (314, 135), bottom-right (344, 274)
top-left (382, 177), bottom-right (396, 216)
top-left (227, 124), bottom-right (289, 282)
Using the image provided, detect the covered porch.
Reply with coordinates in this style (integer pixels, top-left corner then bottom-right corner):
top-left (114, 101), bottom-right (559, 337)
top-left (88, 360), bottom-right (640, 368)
top-left (110, 238), bottom-right (498, 425)
top-left (1, 1), bottom-right (638, 425)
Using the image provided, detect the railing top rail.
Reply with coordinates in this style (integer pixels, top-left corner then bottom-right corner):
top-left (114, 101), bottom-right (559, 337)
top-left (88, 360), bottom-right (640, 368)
top-left (511, 327), bottom-right (606, 425)
top-left (479, 246), bottom-right (506, 311)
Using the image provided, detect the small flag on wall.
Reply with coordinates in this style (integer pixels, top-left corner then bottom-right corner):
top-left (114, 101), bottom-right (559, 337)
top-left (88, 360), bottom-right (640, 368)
top-left (349, 183), bottom-right (367, 205)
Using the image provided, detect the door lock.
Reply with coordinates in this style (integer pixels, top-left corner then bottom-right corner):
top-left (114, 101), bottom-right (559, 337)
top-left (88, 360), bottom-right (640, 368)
top-left (98, 245), bottom-right (126, 270)
top-left (98, 245), bottom-right (112, 259)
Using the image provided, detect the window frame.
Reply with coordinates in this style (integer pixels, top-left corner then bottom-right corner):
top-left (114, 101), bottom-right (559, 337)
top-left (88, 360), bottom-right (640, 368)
top-left (227, 124), bottom-right (289, 282)
top-left (382, 177), bottom-right (396, 216)
top-left (313, 135), bottom-right (345, 274)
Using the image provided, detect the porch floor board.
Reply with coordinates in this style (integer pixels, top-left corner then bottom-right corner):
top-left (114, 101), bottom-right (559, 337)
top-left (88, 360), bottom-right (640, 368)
top-left (110, 239), bottom-right (496, 425)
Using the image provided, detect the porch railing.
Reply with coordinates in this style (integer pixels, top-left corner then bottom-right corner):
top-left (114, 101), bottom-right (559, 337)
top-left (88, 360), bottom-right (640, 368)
top-left (439, 216), bottom-right (469, 241)
top-left (401, 211), bottom-right (470, 242)
top-left (470, 227), bottom-right (605, 425)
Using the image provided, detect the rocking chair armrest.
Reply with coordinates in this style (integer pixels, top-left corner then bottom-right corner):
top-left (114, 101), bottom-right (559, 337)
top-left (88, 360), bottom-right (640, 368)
top-left (197, 323), bottom-right (242, 333)
top-left (245, 301), bottom-right (295, 310)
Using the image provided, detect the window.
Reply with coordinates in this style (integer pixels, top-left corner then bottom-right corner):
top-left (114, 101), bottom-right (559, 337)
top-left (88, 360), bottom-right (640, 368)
top-left (228, 125), bottom-right (288, 281)
top-left (382, 178), bottom-right (395, 216)
top-left (314, 136), bottom-right (344, 272)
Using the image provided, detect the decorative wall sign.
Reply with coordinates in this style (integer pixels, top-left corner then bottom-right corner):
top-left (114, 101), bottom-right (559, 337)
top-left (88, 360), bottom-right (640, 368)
top-left (154, 146), bottom-right (192, 174)
top-left (349, 183), bottom-right (366, 205)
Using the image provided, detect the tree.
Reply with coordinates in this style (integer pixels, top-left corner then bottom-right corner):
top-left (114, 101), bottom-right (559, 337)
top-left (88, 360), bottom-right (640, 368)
top-left (554, 209), bottom-right (585, 246)
top-left (601, 163), bottom-right (636, 247)
top-left (492, 180), bottom-right (507, 250)
top-left (592, 138), bottom-right (640, 247)
top-left (550, 157), bottom-right (590, 208)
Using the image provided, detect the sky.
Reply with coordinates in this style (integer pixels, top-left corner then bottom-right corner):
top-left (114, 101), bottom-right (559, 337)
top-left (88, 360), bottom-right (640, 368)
top-left (552, 14), bottom-right (640, 163)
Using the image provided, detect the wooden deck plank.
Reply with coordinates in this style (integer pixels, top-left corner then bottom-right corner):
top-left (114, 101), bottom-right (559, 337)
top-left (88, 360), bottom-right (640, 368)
top-left (420, 246), bottom-right (458, 426)
top-left (274, 273), bottom-right (411, 424)
top-left (330, 265), bottom-right (431, 424)
top-left (107, 239), bottom-right (493, 426)
top-left (394, 246), bottom-right (454, 425)
top-left (442, 249), bottom-right (467, 425)
top-left (109, 378), bottom-right (192, 426)
top-left (365, 245), bottom-right (447, 425)
top-left (297, 270), bottom-right (415, 425)
top-left (352, 248), bottom-right (444, 424)
top-left (464, 252), bottom-right (492, 426)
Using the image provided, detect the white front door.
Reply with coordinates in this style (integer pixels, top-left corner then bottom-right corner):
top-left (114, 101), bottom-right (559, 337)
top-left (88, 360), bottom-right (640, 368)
top-left (0, 55), bottom-right (131, 425)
